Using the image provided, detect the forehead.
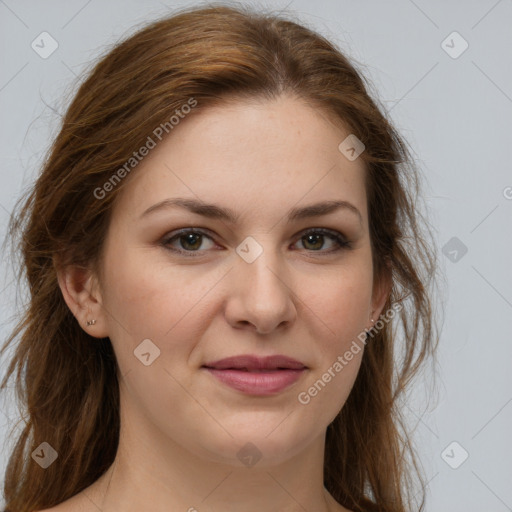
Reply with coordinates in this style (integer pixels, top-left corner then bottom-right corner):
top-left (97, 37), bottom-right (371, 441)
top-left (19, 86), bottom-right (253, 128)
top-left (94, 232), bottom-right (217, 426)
top-left (112, 94), bottom-right (368, 225)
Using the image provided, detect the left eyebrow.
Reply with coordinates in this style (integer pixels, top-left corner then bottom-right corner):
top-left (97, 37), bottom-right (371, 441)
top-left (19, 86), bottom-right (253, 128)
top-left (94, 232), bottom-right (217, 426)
top-left (140, 198), bottom-right (363, 225)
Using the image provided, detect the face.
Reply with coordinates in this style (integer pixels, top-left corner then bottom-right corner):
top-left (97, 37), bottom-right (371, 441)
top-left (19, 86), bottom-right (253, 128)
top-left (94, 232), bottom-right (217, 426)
top-left (89, 94), bottom-right (389, 467)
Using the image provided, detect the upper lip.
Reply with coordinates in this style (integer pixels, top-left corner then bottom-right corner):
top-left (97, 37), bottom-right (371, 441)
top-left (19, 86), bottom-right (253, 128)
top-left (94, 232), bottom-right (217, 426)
top-left (202, 355), bottom-right (307, 371)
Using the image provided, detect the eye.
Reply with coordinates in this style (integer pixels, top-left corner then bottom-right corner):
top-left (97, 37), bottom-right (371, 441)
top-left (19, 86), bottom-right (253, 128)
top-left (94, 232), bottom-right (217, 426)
top-left (292, 228), bottom-right (351, 253)
top-left (161, 228), bottom-right (217, 256)
top-left (160, 227), bottom-right (351, 256)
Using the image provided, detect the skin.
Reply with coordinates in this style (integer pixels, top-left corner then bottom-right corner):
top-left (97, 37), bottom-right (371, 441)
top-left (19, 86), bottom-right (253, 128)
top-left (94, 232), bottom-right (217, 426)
top-left (52, 94), bottom-right (391, 512)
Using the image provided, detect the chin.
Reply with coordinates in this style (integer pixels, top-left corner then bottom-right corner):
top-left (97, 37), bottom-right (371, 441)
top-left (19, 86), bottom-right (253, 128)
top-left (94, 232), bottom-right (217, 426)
top-left (193, 418), bottom-right (317, 468)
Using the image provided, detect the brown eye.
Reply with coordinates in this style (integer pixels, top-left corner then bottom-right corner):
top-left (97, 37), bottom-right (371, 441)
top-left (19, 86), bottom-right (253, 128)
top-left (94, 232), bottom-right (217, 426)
top-left (162, 229), bottom-right (216, 255)
top-left (294, 229), bottom-right (351, 253)
top-left (161, 227), bottom-right (351, 257)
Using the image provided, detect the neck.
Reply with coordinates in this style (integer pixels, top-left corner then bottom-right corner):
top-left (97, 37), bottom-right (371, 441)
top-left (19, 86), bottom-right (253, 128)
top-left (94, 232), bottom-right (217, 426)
top-left (84, 399), bottom-right (341, 512)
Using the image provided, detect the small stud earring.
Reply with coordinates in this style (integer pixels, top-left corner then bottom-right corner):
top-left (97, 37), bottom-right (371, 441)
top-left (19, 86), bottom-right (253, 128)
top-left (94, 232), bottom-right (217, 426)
top-left (86, 319), bottom-right (96, 326)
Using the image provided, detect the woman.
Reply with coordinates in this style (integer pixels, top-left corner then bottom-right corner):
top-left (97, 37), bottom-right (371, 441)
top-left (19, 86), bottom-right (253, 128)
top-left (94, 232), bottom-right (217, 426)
top-left (1, 4), bottom-right (439, 511)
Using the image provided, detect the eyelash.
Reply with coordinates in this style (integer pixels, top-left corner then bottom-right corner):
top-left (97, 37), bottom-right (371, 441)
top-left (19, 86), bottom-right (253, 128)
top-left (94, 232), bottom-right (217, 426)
top-left (160, 227), bottom-right (351, 257)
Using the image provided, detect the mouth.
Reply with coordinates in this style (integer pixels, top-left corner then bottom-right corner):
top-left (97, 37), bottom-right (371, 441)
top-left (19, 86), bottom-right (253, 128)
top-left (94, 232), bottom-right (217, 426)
top-left (201, 355), bottom-right (307, 395)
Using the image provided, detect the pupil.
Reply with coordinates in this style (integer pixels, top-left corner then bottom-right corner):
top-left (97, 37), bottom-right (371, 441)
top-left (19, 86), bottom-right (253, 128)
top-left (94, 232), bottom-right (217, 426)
top-left (182, 233), bottom-right (201, 250)
top-left (305, 234), bottom-right (323, 250)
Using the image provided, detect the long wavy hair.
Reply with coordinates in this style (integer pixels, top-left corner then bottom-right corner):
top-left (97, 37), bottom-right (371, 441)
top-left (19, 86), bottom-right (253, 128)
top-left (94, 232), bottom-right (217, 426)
top-left (1, 3), bottom-right (439, 511)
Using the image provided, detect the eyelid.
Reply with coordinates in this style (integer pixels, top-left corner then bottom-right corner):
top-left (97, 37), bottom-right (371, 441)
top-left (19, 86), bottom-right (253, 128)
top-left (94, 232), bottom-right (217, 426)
top-left (160, 226), bottom-right (351, 255)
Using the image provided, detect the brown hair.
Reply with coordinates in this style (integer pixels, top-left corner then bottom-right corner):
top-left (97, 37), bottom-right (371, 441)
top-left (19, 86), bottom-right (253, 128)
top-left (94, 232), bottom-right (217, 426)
top-left (1, 3), bottom-right (439, 511)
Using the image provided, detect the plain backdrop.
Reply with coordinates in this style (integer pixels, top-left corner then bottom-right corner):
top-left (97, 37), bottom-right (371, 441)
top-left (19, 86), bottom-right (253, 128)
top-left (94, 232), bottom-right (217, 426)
top-left (1, 0), bottom-right (511, 510)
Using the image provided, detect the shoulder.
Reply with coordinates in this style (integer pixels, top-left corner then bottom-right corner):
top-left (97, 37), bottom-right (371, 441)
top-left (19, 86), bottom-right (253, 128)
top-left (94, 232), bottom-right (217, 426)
top-left (36, 492), bottom-right (94, 512)
top-left (36, 471), bottom-right (110, 512)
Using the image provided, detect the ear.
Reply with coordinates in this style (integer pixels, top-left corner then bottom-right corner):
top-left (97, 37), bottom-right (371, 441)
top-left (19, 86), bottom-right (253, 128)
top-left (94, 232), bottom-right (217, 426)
top-left (370, 260), bottom-right (393, 324)
top-left (55, 260), bottom-right (109, 338)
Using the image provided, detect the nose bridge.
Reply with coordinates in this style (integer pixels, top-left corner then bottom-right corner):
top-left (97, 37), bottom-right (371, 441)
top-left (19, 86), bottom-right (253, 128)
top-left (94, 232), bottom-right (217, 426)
top-left (235, 234), bottom-right (286, 292)
top-left (228, 234), bottom-right (296, 332)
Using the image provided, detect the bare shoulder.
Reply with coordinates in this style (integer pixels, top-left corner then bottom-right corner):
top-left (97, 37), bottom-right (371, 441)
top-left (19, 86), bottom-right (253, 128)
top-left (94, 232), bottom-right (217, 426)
top-left (37, 491), bottom-right (97, 512)
top-left (37, 469), bottom-right (111, 512)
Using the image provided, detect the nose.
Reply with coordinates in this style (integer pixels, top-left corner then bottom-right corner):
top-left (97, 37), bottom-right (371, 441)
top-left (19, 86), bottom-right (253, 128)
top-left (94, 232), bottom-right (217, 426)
top-left (224, 241), bottom-right (297, 335)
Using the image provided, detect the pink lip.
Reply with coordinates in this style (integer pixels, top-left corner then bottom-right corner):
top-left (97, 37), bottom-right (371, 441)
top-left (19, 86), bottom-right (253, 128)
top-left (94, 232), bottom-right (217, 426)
top-left (204, 368), bottom-right (306, 395)
top-left (202, 355), bottom-right (307, 395)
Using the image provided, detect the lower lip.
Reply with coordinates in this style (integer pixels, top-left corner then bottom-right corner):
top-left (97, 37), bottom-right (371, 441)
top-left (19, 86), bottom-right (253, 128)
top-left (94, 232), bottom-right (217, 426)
top-left (203, 368), bottom-right (306, 395)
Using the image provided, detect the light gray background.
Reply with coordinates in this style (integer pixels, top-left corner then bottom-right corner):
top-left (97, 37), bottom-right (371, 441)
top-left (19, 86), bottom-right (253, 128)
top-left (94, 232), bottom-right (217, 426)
top-left (1, 0), bottom-right (511, 510)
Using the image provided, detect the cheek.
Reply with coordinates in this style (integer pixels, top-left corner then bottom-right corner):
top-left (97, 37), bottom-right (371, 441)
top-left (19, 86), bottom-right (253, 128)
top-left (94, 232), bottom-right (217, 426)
top-left (312, 351), bottom-right (363, 427)
top-left (99, 245), bottom-right (222, 368)
top-left (104, 258), bottom-right (170, 332)
top-left (302, 261), bottom-right (373, 345)
top-left (295, 260), bottom-right (371, 416)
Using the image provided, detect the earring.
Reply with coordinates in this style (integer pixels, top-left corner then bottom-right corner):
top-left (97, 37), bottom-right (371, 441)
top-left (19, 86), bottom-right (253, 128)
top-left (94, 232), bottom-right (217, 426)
top-left (86, 319), bottom-right (96, 326)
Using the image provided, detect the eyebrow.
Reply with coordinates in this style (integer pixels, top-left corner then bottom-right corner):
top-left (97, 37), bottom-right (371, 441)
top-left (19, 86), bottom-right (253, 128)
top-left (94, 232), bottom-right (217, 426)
top-left (140, 197), bottom-right (363, 225)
